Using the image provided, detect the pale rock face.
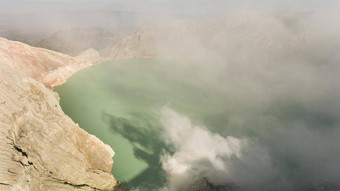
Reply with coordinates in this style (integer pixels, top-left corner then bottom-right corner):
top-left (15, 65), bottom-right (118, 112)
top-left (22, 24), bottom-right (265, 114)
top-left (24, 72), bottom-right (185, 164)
top-left (0, 37), bottom-right (91, 87)
top-left (77, 48), bottom-right (100, 63)
top-left (108, 25), bottom-right (157, 60)
top-left (107, 12), bottom-right (316, 61)
top-left (0, 38), bottom-right (117, 190)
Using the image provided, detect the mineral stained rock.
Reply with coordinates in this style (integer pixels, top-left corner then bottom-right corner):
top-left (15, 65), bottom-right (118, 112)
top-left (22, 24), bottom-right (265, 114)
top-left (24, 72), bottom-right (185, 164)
top-left (0, 38), bottom-right (117, 191)
top-left (0, 37), bottom-right (92, 87)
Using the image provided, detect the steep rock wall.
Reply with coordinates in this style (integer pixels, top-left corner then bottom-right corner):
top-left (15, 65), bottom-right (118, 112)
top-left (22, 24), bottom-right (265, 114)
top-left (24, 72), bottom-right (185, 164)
top-left (0, 38), bottom-right (117, 190)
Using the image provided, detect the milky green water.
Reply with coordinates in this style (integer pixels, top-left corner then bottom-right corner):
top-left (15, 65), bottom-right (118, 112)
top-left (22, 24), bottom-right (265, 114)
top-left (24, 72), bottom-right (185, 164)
top-left (55, 58), bottom-right (234, 189)
top-left (54, 58), bottom-right (339, 190)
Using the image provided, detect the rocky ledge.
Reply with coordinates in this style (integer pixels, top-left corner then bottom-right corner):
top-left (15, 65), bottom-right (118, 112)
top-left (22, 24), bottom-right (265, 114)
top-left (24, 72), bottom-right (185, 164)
top-left (0, 38), bottom-right (117, 190)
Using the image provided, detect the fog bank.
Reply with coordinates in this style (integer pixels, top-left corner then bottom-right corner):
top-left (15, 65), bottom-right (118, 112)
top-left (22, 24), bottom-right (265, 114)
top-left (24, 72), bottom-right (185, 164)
top-left (9, 0), bottom-right (340, 190)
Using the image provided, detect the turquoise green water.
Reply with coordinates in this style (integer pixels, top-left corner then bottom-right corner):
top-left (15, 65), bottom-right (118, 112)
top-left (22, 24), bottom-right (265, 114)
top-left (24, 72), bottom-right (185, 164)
top-left (55, 58), bottom-right (234, 188)
top-left (54, 58), bottom-right (340, 190)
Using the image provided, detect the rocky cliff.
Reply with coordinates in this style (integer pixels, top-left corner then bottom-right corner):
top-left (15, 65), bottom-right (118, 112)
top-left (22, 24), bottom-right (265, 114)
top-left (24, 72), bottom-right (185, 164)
top-left (105, 12), bottom-right (320, 61)
top-left (0, 38), bottom-right (117, 190)
top-left (0, 38), bottom-right (92, 87)
top-left (104, 25), bottom-right (156, 60)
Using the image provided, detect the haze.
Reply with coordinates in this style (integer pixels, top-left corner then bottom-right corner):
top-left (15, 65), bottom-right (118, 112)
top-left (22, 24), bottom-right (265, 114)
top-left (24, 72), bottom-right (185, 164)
top-left (2, 0), bottom-right (340, 191)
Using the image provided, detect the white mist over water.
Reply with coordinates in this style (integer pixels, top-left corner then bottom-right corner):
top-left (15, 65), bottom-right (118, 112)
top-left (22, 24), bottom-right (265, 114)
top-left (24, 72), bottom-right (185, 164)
top-left (160, 107), bottom-right (243, 190)
top-left (40, 1), bottom-right (340, 190)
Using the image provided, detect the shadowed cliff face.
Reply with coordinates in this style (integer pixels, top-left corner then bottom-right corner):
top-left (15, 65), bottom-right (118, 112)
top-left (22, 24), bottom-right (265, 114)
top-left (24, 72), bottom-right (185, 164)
top-left (0, 38), bottom-right (116, 190)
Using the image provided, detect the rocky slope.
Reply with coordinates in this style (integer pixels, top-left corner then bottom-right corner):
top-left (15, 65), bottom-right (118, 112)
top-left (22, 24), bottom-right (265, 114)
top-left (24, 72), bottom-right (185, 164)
top-left (0, 38), bottom-right (117, 190)
top-left (35, 28), bottom-right (129, 56)
top-left (0, 38), bottom-right (92, 87)
top-left (103, 25), bottom-right (156, 59)
top-left (76, 48), bottom-right (100, 64)
top-left (106, 11), bottom-right (335, 62)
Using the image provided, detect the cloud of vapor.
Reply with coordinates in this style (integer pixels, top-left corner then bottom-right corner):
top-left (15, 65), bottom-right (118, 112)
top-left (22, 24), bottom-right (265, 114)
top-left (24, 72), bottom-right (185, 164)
top-left (79, 8), bottom-right (340, 190)
top-left (4, 0), bottom-right (340, 190)
top-left (121, 10), bottom-right (340, 191)
top-left (160, 108), bottom-right (243, 190)
top-left (1, 0), bottom-right (339, 44)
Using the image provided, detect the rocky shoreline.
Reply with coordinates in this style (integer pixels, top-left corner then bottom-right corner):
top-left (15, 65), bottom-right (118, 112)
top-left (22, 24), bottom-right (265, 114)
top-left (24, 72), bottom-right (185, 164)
top-left (0, 38), bottom-right (117, 190)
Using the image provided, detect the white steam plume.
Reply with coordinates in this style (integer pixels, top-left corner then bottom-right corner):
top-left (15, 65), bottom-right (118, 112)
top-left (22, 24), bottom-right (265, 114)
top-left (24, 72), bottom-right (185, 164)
top-left (160, 107), bottom-right (244, 190)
